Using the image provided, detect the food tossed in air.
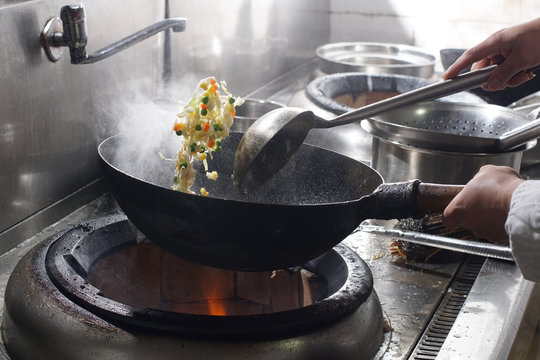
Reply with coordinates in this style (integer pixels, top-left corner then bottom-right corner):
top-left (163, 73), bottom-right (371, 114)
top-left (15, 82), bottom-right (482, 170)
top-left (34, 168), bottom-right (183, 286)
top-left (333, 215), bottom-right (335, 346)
top-left (171, 77), bottom-right (243, 195)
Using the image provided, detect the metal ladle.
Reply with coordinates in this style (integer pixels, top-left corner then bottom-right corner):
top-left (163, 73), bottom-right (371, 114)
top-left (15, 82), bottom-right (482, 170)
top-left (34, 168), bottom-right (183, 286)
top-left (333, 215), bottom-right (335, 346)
top-left (233, 64), bottom-right (540, 193)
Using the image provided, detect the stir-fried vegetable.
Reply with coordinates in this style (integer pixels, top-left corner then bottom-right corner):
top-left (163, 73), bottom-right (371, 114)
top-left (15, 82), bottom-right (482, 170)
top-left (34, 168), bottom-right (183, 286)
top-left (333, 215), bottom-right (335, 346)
top-left (171, 77), bottom-right (243, 195)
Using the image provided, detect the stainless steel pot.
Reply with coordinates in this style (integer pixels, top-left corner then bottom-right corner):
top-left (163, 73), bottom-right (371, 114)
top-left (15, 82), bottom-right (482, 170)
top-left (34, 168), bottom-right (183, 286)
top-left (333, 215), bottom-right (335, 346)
top-left (316, 42), bottom-right (436, 79)
top-left (363, 102), bottom-right (537, 183)
top-left (230, 98), bottom-right (284, 132)
top-left (370, 137), bottom-right (530, 184)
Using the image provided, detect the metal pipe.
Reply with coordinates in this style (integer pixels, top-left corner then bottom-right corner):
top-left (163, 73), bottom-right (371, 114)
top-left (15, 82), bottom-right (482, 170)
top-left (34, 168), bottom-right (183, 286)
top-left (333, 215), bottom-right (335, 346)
top-left (358, 224), bottom-right (515, 261)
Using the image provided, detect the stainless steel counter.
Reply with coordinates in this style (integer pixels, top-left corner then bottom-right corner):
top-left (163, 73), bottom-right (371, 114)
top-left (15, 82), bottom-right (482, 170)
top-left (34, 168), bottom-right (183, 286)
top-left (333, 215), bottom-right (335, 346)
top-left (438, 261), bottom-right (535, 360)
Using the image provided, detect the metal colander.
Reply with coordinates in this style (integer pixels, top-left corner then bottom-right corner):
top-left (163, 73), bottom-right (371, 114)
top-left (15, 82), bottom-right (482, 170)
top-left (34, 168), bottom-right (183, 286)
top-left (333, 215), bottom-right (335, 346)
top-left (362, 101), bottom-right (540, 153)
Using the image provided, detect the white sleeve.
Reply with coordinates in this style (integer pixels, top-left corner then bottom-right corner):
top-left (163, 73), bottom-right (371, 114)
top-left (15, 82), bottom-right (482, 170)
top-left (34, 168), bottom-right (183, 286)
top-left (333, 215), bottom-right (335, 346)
top-left (505, 180), bottom-right (540, 282)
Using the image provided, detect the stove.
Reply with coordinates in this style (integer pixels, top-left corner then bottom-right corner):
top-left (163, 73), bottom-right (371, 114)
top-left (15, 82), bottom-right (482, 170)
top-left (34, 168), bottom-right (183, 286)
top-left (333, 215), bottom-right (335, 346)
top-left (2, 212), bottom-right (388, 360)
top-left (0, 59), bottom-right (537, 360)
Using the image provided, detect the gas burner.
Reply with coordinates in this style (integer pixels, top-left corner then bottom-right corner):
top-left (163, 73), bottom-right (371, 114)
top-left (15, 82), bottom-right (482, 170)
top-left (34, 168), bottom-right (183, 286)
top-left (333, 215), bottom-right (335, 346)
top-left (2, 215), bottom-right (388, 360)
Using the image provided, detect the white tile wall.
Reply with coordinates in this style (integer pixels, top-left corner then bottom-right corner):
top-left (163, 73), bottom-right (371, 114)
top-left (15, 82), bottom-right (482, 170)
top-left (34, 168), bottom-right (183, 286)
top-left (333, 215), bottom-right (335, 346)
top-left (329, 14), bottom-right (415, 44)
top-left (328, 0), bottom-right (537, 71)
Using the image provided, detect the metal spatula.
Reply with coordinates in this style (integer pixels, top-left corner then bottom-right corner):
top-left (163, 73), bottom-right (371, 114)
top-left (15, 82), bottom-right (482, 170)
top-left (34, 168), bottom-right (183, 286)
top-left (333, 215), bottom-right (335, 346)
top-left (358, 224), bottom-right (514, 261)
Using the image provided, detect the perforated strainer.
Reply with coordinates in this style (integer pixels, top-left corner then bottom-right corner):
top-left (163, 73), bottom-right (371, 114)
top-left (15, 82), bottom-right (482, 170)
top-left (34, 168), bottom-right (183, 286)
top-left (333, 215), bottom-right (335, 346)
top-left (361, 101), bottom-right (540, 153)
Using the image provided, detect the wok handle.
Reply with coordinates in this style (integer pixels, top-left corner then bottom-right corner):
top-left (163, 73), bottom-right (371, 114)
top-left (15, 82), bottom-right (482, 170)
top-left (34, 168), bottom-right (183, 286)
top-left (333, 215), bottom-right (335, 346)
top-left (416, 182), bottom-right (464, 213)
top-left (362, 180), bottom-right (464, 220)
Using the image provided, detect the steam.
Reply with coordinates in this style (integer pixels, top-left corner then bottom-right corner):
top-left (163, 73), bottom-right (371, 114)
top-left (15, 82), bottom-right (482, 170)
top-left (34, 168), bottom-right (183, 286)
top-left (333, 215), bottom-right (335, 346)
top-left (100, 74), bottom-right (207, 187)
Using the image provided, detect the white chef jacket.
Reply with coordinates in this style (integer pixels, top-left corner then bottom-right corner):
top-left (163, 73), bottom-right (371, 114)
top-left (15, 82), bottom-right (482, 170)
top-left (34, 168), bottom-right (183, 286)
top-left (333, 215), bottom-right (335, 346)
top-left (506, 180), bottom-right (540, 282)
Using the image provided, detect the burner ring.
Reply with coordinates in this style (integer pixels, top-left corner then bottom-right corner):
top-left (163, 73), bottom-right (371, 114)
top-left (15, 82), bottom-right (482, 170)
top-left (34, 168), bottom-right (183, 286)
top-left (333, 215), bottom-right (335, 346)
top-left (3, 215), bottom-right (385, 359)
top-left (43, 215), bottom-right (379, 339)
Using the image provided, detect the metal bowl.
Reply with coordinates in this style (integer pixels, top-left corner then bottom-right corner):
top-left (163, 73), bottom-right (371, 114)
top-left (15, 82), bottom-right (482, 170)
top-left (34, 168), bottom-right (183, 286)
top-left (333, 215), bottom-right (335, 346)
top-left (316, 42), bottom-right (436, 79)
top-left (230, 98), bottom-right (284, 132)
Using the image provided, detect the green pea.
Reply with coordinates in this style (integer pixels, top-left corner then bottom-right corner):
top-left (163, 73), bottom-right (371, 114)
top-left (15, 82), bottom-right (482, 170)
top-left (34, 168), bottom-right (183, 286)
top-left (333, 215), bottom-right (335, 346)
top-left (180, 162), bottom-right (187, 168)
top-left (201, 109), bottom-right (208, 116)
top-left (213, 124), bottom-right (222, 131)
top-left (228, 97), bottom-right (235, 104)
top-left (175, 130), bottom-right (182, 136)
top-left (195, 124), bottom-right (202, 131)
top-left (201, 96), bottom-right (209, 104)
top-left (190, 143), bottom-right (197, 152)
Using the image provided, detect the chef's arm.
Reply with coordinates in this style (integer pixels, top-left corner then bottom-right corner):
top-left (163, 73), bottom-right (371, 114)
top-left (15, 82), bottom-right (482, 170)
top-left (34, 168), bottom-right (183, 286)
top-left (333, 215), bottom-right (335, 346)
top-left (506, 180), bottom-right (540, 282)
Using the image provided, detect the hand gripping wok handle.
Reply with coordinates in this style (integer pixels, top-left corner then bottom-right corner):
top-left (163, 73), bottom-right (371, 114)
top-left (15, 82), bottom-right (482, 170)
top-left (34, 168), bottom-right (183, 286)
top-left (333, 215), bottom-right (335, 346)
top-left (363, 180), bottom-right (464, 220)
top-left (415, 182), bottom-right (464, 214)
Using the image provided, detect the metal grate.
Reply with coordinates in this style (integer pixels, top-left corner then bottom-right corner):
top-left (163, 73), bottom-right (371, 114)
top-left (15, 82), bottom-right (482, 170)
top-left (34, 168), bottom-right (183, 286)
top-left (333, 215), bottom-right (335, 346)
top-left (409, 256), bottom-right (485, 360)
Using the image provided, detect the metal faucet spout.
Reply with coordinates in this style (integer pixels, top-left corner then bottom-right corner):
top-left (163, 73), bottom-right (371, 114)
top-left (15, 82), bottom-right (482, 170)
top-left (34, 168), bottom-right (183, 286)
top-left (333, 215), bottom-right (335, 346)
top-left (41, 4), bottom-right (187, 64)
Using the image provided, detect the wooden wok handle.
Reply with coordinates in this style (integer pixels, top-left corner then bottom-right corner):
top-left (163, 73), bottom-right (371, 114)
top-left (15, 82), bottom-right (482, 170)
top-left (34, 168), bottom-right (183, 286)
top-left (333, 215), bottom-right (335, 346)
top-left (416, 182), bottom-right (464, 214)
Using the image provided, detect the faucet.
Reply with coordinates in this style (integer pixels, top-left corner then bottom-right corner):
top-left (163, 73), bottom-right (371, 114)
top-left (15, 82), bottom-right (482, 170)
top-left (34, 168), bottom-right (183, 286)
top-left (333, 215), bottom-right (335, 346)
top-left (41, 4), bottom-right (186, 64)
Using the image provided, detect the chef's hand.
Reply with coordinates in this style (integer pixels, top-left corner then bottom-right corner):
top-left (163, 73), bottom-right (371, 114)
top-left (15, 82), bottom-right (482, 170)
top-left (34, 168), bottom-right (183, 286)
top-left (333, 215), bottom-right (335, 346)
top-left (443, 165), bottom-right (524, 244)
top-left (442, 18), bottom-right (540, 91)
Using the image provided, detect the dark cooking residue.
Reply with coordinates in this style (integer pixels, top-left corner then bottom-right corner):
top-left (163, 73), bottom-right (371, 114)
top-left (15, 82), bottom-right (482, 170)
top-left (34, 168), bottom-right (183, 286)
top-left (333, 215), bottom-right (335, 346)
top-left (391, 214), bottom-right (477, 262)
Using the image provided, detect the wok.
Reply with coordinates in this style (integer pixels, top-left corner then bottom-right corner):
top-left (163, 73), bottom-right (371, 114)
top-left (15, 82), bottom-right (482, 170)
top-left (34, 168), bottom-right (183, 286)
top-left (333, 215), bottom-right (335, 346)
top-left (98, 132), bottom-right (461, 271)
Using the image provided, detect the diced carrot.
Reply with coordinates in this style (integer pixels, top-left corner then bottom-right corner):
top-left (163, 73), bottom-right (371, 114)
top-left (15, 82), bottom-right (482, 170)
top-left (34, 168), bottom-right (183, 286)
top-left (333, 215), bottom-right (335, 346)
top-left (173, 123), bottom-right (182, 132)
top-left (200, 103), bottom-right (207, 110)
top-left (231, 111), bottom-right (235, 118)
top-left (208, 138), bottom-right (215, 148)
top-left (203, 122), bottom-right (210, 131)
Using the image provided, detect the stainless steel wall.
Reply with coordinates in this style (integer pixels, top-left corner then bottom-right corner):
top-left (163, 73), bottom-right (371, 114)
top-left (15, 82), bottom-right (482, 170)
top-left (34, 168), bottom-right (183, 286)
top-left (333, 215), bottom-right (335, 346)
top-left (0, 0), bottom-right (330, 253)
top-left (0, 1), bottom-right (167, 246)
top-left (167, 0), bottom-right (330, 96)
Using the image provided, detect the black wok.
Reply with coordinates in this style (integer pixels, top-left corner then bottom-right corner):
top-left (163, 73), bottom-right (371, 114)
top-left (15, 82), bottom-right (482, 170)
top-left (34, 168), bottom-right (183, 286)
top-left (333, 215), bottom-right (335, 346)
top-left (98, 132), bottom-right (461, 271)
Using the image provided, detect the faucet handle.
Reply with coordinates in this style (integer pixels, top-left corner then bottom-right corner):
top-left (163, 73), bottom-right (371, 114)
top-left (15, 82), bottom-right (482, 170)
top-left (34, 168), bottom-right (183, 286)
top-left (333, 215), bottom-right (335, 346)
top-left (60, 5), bottom-right (88, 64)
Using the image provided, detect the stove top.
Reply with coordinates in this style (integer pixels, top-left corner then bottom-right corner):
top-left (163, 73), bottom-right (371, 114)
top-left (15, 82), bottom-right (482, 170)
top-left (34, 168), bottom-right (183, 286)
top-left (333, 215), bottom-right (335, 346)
top-left (0, 193), bottom-right (469, 359)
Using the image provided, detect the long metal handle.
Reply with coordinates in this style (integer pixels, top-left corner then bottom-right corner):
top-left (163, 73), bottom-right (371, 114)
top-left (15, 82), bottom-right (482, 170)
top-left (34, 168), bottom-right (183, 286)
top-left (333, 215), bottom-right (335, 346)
top-left (327, 64), bottom-right (540, 128)
top-left (497, 104), bottom-right (540, 151)
top-left (358, 224), bottom-right (515, 262)
top-left (326, 65), bottom-right (497, 127)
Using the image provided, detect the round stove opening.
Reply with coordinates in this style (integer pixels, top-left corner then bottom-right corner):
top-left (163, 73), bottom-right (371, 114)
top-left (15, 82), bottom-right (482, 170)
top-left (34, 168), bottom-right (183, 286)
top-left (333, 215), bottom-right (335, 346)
top-left (2, 215), bottom-right (386, 360)
top-left (87, 242), bottom-right (320, 316)
top-left (333, 91), bottom-right (400, 109)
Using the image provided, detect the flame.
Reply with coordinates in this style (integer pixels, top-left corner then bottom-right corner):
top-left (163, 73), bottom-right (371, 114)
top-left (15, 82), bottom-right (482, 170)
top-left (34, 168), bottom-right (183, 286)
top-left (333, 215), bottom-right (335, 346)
top-left (207, 298), bottom-right (228, 316)
top-left (200, 271), bottom-right (231, 316)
